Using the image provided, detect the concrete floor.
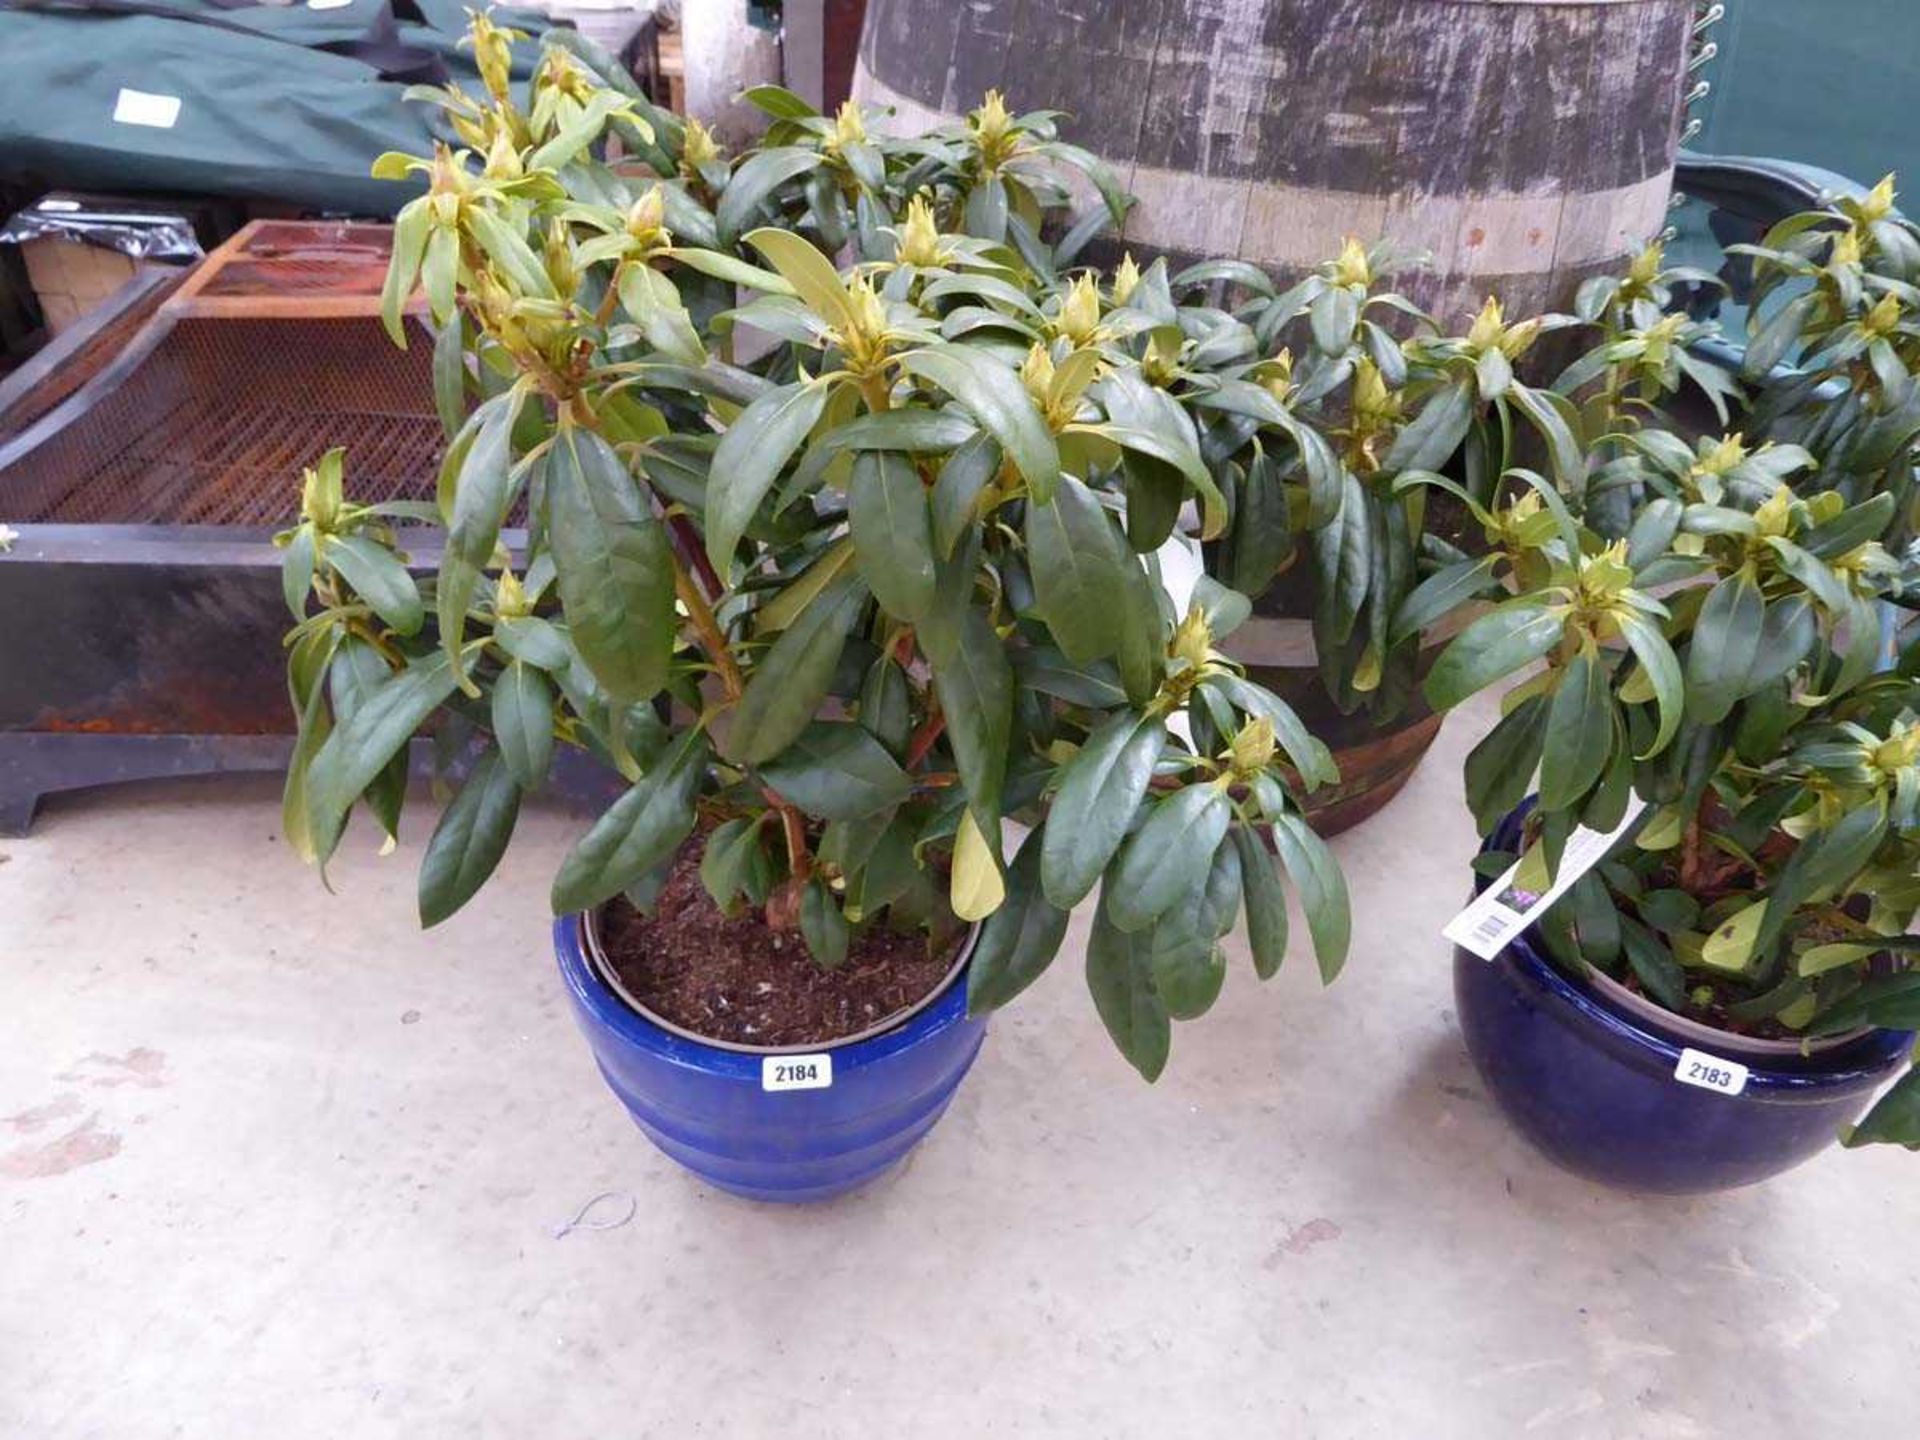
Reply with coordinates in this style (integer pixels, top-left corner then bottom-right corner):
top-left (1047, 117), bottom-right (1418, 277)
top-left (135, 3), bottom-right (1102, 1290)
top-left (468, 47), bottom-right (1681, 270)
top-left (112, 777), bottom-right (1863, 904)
top-left (3, 691), bottom-right (1915, 1439)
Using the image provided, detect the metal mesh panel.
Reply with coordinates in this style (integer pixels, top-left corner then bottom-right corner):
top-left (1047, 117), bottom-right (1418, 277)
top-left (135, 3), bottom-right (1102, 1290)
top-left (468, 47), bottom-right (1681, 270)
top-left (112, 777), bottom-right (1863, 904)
top-left (2, 316), bottom-right (442, 525)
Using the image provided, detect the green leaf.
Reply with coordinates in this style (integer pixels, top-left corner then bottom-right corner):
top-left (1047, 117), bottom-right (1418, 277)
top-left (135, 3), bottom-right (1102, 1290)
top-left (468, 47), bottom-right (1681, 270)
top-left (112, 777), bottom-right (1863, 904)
top-left (718, 150), bottom-right (827, 244)
top-left (1844, 1068), bottom-right (1920, 1148)
top-left (1810, 972), bottom-right (1920, 1038)
top-left (900, 345), bottom-right (1060, 502)
top-left (618, 264), bottom-right (707, 366)
top-left (760, 720), bottom-right (912, 820)
top-left (1226, 450), bottom-right (1291, 595)
top-left (928, 603), bottom-right (1014, 850)
top-left (1615, 611), bottom-right (1683, 758)
top-left (1232, 825), bottom-right (1290, 980)
top-left (706, 379), bottom-right (831, 569)
top-left (1423, 603), bottom-right (1563, 711)
top-left (931, 433), bottom-right (1001, 559)
top-left (699, 816), bottom-right (765, 915)
top-left (1743, 293), bottom-right (1816, 378)
top-left (549, 425), bottom-right (676, 708)
top-left (527, 89), bottom-right (628, 171)
top-left (1040, 711), bottom-right (1166, 907)
top-left (1618, 915), bottom-right (1687, 1010)
top-left (857, 655), bottom-right (912, 756)
top-left (281, 627), bottom-right (339, 864)
top-left (1700, 899), bottom-right (1769, 975)
top-left (431, 311), bottom-right (467, 438)
top-left (1024, 472), bottom-right (1138, 665)
top-left (1389, 554), bottom-right (1498, 647)
top-left (1085, 891), bottom-right (1171, 1081)
top-left (1271, 811), bottom-right (1349, 983)
top-left (380, 199), bottom-right (430, 348)
top-left (439, 386), bottom-right (526, 680)
top-left (665, 245), bottom-right (798, 296)
top-left (967, 825), bottom-right (1072, 1014)
top-left (1538, 648), bottom-right (1614, 811)
top-left (799, 879), bottom-right (851, 968)
top-left (1462, 692), bottom-right (1548, 834)
top-left (418, 751), bottom-right (523, 927)
top-left (1106, 785), bottom-right (1231, 933)
top-left (728, 573), bottom-right (868, 767)
top-left (551, 734), bottom-right (707, 914)
top-left (309, 653), bottom-right (458, 846)
top-left (1312, 472), bottom-right (1372, 647)
top-left (742, 83), bottom-right (819, 118)
top-left (1685, 570), bottom-right (1764, 724)
top-left (492, 660), bottom-right (555, 790)
top-left (849, 451), bottom-right (937, 622)
top-left (421, 224), bottom-right (458, 322)
top-left (1385, 377), bottom-right (1473, 473)
top-left (323, 534), bottom-right (423, 637)
top-left (281, 526), bottom-right (316, 620)
top-left (464, 205), bottom-right (556, 300)
top-left (743, 224), bottom-right (852, 328)
top-left (1506, 383), bottom-right (1583, 487)
top-left (1147, 838), bottom-right (1239, 1019)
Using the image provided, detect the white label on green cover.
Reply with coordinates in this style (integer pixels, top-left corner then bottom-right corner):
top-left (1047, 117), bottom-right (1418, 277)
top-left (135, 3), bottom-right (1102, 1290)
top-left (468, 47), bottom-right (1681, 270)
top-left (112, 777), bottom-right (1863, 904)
top-left (762, 1054), bottom-right (832, 1092)
top-left (1673, 1047), bottom-right (1749, 1097)
top-left (112, 88), bottom-right (182, 129)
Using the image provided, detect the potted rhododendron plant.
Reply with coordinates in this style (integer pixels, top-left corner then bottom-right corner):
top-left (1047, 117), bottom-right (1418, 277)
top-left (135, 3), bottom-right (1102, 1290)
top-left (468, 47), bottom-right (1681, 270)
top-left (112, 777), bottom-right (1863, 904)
top-left (280, 20), bottom-right (1349, 1203)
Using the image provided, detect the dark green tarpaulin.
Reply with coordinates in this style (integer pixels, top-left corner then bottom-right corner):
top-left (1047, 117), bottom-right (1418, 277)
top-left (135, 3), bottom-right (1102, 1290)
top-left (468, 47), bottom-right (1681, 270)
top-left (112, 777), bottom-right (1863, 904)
top-left (0, 0), bottom-right (554, 215)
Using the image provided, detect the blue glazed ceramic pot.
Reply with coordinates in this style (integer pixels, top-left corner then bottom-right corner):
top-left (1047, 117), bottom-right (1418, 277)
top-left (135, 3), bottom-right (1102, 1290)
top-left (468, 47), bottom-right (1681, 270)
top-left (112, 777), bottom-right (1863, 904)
top-left (554, 912), bottom-right (988, 1204)
top-left (1454, 804), bottom-right (1914, 1194)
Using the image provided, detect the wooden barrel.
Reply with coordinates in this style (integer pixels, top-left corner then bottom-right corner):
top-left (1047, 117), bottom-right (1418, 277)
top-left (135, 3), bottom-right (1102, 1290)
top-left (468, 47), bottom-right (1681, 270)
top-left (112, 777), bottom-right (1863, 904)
top-left (1223, 561), bottom-right (1472, 836)
top-left (855, 0), bottom-right (1694, 324)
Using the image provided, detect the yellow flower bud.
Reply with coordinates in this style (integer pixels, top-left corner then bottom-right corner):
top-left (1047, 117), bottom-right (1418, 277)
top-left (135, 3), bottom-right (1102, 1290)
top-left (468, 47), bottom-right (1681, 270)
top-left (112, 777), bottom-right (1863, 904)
top-left (1019, 342), bottom-right (1056, 401)
top-left (1865, 290), bottom-right (1903, 337)
top-left (626, 186), bottom-right (668, 247)
top-left (896, 193), bottom-right (943, 268)
top-left (1863, 174), bottom-right (1898, 224)
top-left (972, 90), bottom-right (1013, 147)
top-left (1259, 347), bottom-right (1294, 400)
top-left (1697, 432), bottom-right (1748, 475)
top-left (1752, 485), bottom-right (1793, 538)
top-left (1056, 273), bottom-right (1101, 346)
top-left (1330, 237), bottom-right (1371, 289)
top-left (1833, 228), bottom-right (1863, 267)
top-left (1466, 296), bottom-right (1505, 351)
top-left (1112, 252), bottom-right (1141, 306)
top-left (832, 100), bottom-right (868, 150)
top-left (681, 117), bottom-right (722, 171)
top-left (1352, 357), bottom-right (1394, 421)
top-left (300, 455), bottom-right (342, 532)
top-left (1170, 606), bottom-right (1213, 670)
top-left (483, 127), bottom-right (523, 181)
top-left (1627, 241), bottom-right (1664, 288)
top-left (493, 566), bottom-right (529, 618)
top-left (1229, 715), bottom-right (1277, 776)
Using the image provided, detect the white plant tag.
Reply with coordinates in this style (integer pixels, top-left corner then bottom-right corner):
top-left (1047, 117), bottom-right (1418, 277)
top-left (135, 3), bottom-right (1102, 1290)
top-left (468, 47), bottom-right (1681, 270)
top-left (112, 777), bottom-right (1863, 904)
top-left (1673, 1047), bottom-right (1750, 1097)
top-left (1443, 798), bottom-right (1648, 960)
top-left (112, 88), bottom-right (182, 129)
top-left (761, 1053), bottom-right (832, 1092)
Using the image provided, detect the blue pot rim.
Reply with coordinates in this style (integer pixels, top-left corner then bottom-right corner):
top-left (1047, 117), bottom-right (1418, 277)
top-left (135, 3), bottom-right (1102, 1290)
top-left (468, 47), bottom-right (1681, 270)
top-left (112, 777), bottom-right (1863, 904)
top-left (553, 911), bottom-right (978, 1080)
top-left (1476, 801), bottom-right (1914, 1097)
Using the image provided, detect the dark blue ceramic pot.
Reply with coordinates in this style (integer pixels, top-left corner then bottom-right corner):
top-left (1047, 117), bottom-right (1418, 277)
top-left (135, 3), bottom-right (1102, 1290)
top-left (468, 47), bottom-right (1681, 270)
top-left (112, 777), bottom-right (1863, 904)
top-left (1454, 804), bottom-right (1914, 1194)
top-left (555, 913), bottom-right (987, 1204)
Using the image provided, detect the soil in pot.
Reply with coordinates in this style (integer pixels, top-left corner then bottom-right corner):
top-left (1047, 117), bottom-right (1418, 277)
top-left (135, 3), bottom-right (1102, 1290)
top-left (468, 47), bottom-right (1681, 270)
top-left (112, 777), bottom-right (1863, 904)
top-left (596, 832), bottom-right (961, 1049)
